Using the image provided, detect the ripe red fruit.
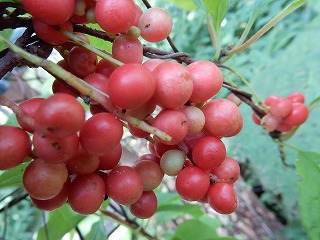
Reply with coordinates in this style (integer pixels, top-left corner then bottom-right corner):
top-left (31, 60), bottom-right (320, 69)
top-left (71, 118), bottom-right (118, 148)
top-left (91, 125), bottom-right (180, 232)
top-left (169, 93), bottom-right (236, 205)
top-left (108, 63), bottom-right (155, 110)
top-left (106, 166), bottom-right (143, 205)
top-left (32, 19), bottom-right (73, 45)
top-left (82, 73), bottom-right (109, 104)
top-left (98, 143), bottom-right (122, 170)
top-left (202, 99), bottom-right (243, 137)
top-left (186, 60), bottom-right (223, 103)
top-left (0, 126), bottom-right (31, 170)
top-left (95, 59), bottom-right (117, 78)
top-left (152, 109), bottom-right (188, 145)
top-left (79, 113), bottom-right (123, 156)
top-left (176, 166), bottom-right (210, 201)
top-left (95, 0), bottom-right (136, 34)
top-left (138, 7), bottom-right (172, 42)
top-left (17, 98), bottom-right (45, 133)
top-left (66, 146), bottom-right (100, 175)
top-left (112, 35), bottom-right (143, 64)
top-left (33, 132), bottom-right (79, 164)
top-left (286, 92), bottom-right (305, 103)
top-left (22, 0), bottom-right (75, 25)
top-left (210, 157), bottom-right (240, 184)
top-left (133, 160), bottom-right (164, 191)
top-left (152, 62), bottom-right (193, 109)
top-left (67, 46), bottom-right (98, 77)
top-left (261, 114), bottom-right (280, 132)
top-left (282, 102), bottom-right (309, 126)
top-left (68, 173), bottom-right (106, 215)
top-left (192, 136), bottom-right (226, 171)
top-left (30, 181), bottom-right (68, 211)
top-left (207, 183), bottom-right (238, 214)
top-left (34, 93), bottom-right (85, 138)
top-left (23, 158), bottom-right (68, 200)
top-left (129, 191), bottom-right (158, 219)
top-left (269, 97), bottom-right (293, 118)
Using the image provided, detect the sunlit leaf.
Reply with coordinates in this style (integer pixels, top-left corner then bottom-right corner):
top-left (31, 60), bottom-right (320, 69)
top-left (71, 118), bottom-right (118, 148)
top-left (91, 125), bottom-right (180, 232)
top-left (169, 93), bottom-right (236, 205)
top-left (164, 0), bottom-right (198, 11)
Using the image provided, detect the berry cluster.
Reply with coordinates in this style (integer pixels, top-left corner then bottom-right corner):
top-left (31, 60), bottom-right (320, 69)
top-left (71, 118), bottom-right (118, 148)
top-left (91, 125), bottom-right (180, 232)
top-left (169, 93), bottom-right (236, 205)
top-left (252, 92), bottom-right (309, 132)
top-left (0, 0), bottom-right (244, 218)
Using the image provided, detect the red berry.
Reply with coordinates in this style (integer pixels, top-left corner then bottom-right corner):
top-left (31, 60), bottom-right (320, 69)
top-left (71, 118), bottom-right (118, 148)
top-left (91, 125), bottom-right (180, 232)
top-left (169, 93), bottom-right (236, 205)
top-left (129, 191), bottom-right (157, 219)
top-left (0, 126), bottom-right (31, 170)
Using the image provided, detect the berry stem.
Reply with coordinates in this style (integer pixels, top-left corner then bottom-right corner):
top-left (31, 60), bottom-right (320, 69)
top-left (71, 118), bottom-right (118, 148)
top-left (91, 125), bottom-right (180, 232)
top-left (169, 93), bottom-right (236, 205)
top-left (56, 27), bottom-right (124, 67)
top-left (0, 96), bottom-right (35, 130)
top-left (0, 35), bottom-right (172, 141)
top-left (99, 209), bottom-right (158, 240)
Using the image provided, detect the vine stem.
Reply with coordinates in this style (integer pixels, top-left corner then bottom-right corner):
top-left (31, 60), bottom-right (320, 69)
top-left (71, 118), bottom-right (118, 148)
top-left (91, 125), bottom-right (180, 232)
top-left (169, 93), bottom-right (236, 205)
top-left (206, 14), bottom-right (220, 61)
top-left (219, 64), bottom-right (264, 105)
top-left (0, 35), bottom-right (172, 141)
top-left (99, 209), bottom-right (158, 240)
top-left (57, 28), bottom-right (123, 67)
top-left (224, 0), bottom-right (306, 60)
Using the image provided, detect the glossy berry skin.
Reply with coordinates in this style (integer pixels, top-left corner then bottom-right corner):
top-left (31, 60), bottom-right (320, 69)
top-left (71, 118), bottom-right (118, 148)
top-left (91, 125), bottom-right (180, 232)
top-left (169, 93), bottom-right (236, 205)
top-left (95, 0), bottom-right (136, 34)
top-left (66, 146), bottom-right (100, 175)
top-left (112, 35), bottom-right (143, 64)
top-left (202, 99), bottom-right (243, 138)
top-left (108, 64), bottom-right (155, 110)
top-left (129, 191), bottom-right (158, 219)
top-left (105, 166), bottom-right (143, 205)
top-left (98, 143), bottom-right (122, 170)
top-left (282, 102), bottom-right (309, 126)
top-left (79, 113), bottom-right (123, 156)
top-left (32, 19), bottom-right (73, 45)
top-left (186, 60), bottom-right (223, 103)
top-left (23, 158), bottom-right (68, 200)
top-left (207, 183), bottom-right (238, 214)
top-left (269, 98), bottom-right (293, 118)
top-left (68, 46), bottom-right (98, 77)
top-left (152, 110), bottom-right (188, 145)
top-left (133, 160), bottom-right (164, 191)
top-left (210, 157), bottom-right (240, 184)
top-left (17, 98), bottom-right (45, 133)
top-left (192, 136), bottom-right (226, 171)
top-left (30, 182), bottom-right (68, 211)
top-left (34, 93), bottom-right (85, 138)
top-left (68, 173), bottom-right (106, 215)
top-left (287, 92), bottom-right (305, 103)
top-left (152, 62), bottom-right (193, 109)
top-left (22, 0), bottom-right (75, 25)
top-left (138, 7), bottom-right (172, 43)
top-left (160, 150), bottom-right (186, 176)
top-left (176, 166), bottom-right (210, 201)
top-left (0, 126), bottom-right (31, 170)
top-left (33, 132), bottom-right (79, 164)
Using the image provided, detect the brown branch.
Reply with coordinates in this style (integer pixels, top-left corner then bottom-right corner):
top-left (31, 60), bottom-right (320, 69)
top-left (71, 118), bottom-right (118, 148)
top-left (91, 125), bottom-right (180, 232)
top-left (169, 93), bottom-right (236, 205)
top-left (73, 24), bottom-right (115, 42)
top-left (0, 16), bottom-right (31, 30)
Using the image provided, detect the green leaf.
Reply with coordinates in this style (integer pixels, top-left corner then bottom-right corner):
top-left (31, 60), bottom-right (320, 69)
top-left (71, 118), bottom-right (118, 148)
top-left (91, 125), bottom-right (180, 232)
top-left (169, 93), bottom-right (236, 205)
top-left (236, 0), bottom-right (276, 46)
top-left (0, 29), bottom-right (13, 51)
top-left (296, 151), bottom-right (320, 240)
top-left (36, 204), bottom-right (86, 240)
top-left (0, 163), bottom-right (29, 189)
top-left (200, 0), bottom-right (229, 59)
top-left (201, 0), bottom-right (229, 29)
top-left (172, 219), bottom-right (218, 240)
top-left (157, 203), bottom-right (203, 218)
top-left (164, 0), bottom-right (198, 11)
top-left (86, 23), bottom-right (112, 53)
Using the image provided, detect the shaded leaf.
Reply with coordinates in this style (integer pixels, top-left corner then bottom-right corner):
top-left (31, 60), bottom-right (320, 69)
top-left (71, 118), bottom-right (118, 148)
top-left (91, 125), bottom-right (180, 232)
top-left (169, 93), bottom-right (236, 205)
top-left (0, 163), bottom-right (28, 189)
top-left (296, 151), bottom-right (320, 240)
top-left (36, 204), bottom-right (86, 240)
top-left (201, 0), bottom-right (229, 30)
top-left (172, 219), bottom-right (227, 240)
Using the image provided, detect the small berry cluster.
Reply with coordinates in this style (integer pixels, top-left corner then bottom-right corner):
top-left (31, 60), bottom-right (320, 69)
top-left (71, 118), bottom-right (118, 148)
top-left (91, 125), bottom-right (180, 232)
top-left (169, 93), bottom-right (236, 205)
top-left (0, 0), bottom-right (244, 218)
top-left (252, 92), bottom-right (309, 132)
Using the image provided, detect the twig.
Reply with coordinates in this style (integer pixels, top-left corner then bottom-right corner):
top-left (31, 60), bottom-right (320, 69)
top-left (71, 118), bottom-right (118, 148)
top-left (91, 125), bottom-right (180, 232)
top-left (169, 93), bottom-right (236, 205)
top-left (75, 226), bottom-right (85, 240)
top-left (100, 209), bottom-right (158, 240)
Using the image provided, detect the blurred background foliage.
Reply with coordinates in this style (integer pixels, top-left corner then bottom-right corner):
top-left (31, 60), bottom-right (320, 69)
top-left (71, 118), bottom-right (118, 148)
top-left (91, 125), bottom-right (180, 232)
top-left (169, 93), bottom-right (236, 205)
top-left (0, 0), bottom-right (319, 239)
